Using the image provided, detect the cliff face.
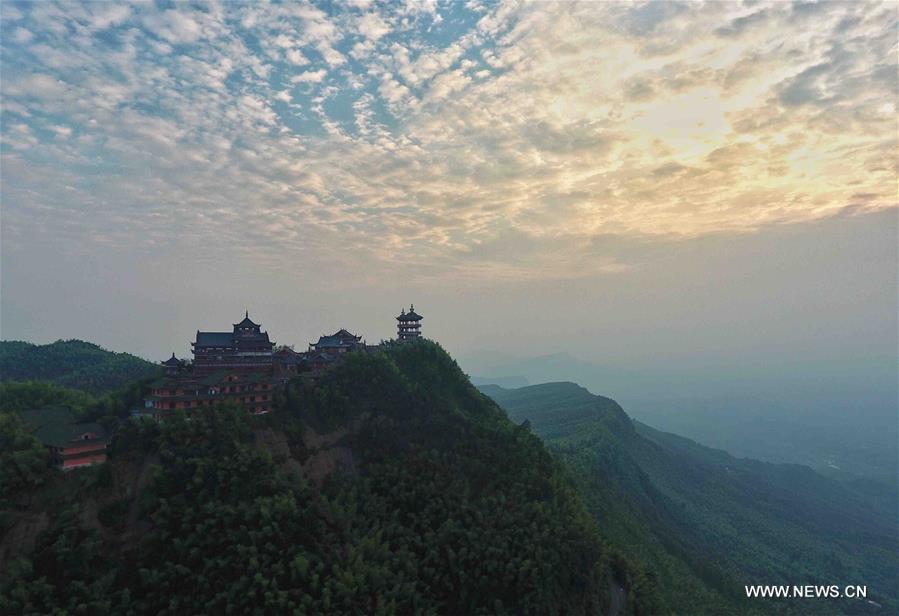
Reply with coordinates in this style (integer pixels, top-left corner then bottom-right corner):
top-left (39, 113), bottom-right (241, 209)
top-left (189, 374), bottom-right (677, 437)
top-left (2, 341), bottom-right (645, 615)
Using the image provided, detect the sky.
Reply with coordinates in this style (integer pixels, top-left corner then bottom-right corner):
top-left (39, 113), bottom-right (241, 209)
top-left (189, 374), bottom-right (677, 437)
top-left (1, 1), bottom-right (896, 402)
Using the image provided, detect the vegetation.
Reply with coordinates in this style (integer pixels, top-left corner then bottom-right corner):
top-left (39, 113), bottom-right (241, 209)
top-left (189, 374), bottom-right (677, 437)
top-left (1, 374), bottom-right (158, 422)
top-left (0, 382), bottom-right (96, 418)
top-left (0, 340), bottom-right (159, 395)
top-left (0, 377), bottom-right (154, 509)
top-left (1, 342), bottom-right (656, 615)
top-left (483, 382), bottom-right (899, 615)
top-left (9, 337), bottom-right (886, 614)
top-left (0, 414), bottom-right (51, 502)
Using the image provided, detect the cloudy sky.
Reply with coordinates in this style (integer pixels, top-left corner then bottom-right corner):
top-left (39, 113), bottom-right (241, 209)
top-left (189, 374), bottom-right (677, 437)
top-left (1, 1), bottom-right (896, 399)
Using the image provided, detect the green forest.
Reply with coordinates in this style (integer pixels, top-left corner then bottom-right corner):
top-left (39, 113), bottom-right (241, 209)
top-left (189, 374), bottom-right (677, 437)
top-left (0, 340), bottom-right (159, 395)
top-left (1, 342), bottom-right (659, 615)
top-left (3, 339), bottom-right (894, 615)
top-left (482, 382), bottom-right (898, 615)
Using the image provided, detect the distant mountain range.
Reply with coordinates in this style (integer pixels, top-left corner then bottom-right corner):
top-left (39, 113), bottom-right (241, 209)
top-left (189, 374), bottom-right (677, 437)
top-left (0, 340), bottom-right (159, 395)
top-left (481, 381), bottom-right (898, 614)
top-left (469, 374), bottom-right (530, 389)
top-left (463, 351), bottom-right (898, 485)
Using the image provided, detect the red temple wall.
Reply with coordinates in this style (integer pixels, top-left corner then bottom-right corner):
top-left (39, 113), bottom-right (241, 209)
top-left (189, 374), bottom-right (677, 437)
top-left (61, 443), bottom-right (107, 456)
top-left (62, 453), bottom-right (107, 469)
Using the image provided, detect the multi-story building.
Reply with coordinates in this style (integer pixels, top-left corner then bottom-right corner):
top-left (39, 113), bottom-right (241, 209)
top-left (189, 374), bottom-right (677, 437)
top-left (191, 312), bottom-right (275, 375)
top-left (144, 370), bottom-right (275, 416)
top-left (396, 305), bottom-right (423, 340)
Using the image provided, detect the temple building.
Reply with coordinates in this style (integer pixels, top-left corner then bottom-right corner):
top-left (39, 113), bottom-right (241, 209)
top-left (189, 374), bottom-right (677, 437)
top-left (16, 407), bottom-right (108, 470)
top-left (143, 307), bottom-right (422, 418)
top-left (143, 311), bottom-right (278, 417)
top-left (272, 345), bottom-right (303, 379)
top-left (144, 371), bottom-right (275, 417)
top-left (396, 305), bottom-right (423, 341)
top-left (191, 312), bottom-right (275, 374)
top-left (309, 329), bottom-right (364, 354)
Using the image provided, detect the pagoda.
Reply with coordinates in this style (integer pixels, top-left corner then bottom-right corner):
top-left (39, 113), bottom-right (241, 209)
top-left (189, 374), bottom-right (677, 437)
top-left (161, 353), bottom-right (183, 376)
top-left (396, 304), bottom-right (423, 341)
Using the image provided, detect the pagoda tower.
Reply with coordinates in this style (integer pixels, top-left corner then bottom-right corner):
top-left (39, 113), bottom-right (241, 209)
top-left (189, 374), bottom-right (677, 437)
top-left (396, 304), bottom-right (423, 341)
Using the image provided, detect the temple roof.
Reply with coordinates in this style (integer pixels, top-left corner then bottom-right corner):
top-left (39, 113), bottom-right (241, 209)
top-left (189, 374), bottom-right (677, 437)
top-left (234, 311), bottom-right (260, 328)
top-left (273, 346), bottom-right (299, 356)
top-left (312, 336), bottom-right (357, 348)
top-left (397, 304), bottom-right (423, 321)
top-left (162, 353), bottom-right (181, 367)
top-left (333, 328), bottom-right (360, 339)
top-left (17, 407), bottom-right (106, 447)
top-left (311, 329), bottom-right (362, 348)
top-left (194, 331), bottom-right (234, 347)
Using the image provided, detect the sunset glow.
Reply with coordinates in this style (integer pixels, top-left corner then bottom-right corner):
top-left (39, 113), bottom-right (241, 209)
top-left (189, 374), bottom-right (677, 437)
top-left (2, 1), bottom-right (895, 284)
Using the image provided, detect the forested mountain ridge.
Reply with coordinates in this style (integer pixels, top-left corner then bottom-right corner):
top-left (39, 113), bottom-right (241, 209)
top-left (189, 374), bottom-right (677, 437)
top-left (465, 352), bottom-right (898, 487)
top-left (482, 382), bottom-right (898, 615)
top-left (1, 341), bottom-right (658, 615)
top-left (0, 339), bottom-right (159, 395)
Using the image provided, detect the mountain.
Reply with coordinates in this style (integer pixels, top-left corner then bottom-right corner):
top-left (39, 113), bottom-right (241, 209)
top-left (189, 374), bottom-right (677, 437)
top-left (0, 341), bottom-right (652, 615)
top-left (625, 395), bottom-right (898, 488)
top-left (481, 382), bottom-right (898, 614)
top-left (469, 375), bottom-right (530, 389)
top-left (463, 352), bottom-right (898, 485)
top-left (461, 351), bottom-right (637, 396)
top-left (0, 340), bottom-right (160, 395)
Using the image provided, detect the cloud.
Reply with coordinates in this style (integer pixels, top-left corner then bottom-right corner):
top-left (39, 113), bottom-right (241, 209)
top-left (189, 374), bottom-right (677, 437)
top-left (714, 9), bottom-right (770, 38)
top-left (274, 90), bottom-right (293, 103)
top-left (142, 9), bottom-right (204, 45)
top-left (11, 26), bottom-right (33, 43)
top-left (291, 69), bottom-right (328, 84)
top-left (777, 62), bottom-right (833, 106)
top-left (357, 12), bottom-right (390, 41)
top-left (285, 48), bottom-right (309, 65)
top-left (89, 4), bottom-right (131, 31)
top-left (0, 0), bottom-right (895, 284)
top-left (4, 73), bottom-right (69, 99)
top-left (49, 124), bottom-right (72, 139)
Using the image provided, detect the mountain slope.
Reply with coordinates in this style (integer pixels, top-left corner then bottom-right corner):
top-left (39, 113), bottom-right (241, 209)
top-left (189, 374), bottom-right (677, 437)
top-left (482, 382), bottom-right (898, 615)
top-left (0, 340), bottom-right (159, 395)
top-left (1, 342), bottom-right (651, 615)
top-left (466, 352), bottom-right (898, 486)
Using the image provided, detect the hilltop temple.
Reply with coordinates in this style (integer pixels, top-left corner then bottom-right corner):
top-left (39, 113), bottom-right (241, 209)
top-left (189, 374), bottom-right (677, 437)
top-left (147, 306), bottom-right (423, 418)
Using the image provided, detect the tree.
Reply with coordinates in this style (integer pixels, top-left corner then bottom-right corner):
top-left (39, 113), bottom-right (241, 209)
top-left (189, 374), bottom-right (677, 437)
top-left (0, 412), bottom-right (51, 502)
